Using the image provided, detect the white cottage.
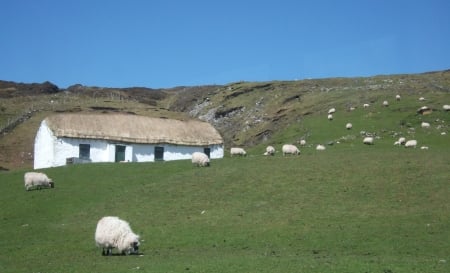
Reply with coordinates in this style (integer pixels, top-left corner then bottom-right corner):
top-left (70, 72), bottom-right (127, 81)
top-left (34, 113), bottom-right (224, 169)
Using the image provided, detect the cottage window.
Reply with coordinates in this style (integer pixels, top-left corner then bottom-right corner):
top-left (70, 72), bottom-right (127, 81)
top-left (79, 144), bottom-right (90, 159)
top-left (155, 146), bottom-right (164, 161)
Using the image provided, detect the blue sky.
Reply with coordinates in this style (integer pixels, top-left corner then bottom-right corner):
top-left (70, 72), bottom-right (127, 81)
top-left (1, 0), bottom-right (449, 88)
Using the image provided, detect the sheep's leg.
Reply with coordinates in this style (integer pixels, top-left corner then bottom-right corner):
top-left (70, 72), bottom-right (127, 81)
top-left (102, 247), bottom-right (112, 256)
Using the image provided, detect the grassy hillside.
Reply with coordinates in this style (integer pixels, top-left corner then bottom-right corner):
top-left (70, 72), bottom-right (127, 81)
top-left (1, 70), bottom-right (450, 170)
top-left (257, 94), bottom-right (449, 152)
top-left (0, 70), bottom-right (449, 272)
top-left (174, 70), bottom-right (450, 148)
top-left (0, 147), bottom-right (449, 272)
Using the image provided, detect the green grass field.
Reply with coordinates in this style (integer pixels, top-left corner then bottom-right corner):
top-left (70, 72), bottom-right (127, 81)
top-left (1, 146), bottom-right (449, 272)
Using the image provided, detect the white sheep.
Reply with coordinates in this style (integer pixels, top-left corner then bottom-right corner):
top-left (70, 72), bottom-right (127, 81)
top-left (405, 140), bottom-right (417, 148)
top-left (282, 144), bottom-right (300, 155)
top-left (418, 106), bottom-right (430, 112)
top-left (230, 147), bottom-right (247, 156)
top-left (95, 216), bottom-right (140, 256)
top-left (396, 94), bottom-right (401, 101)
top-left (421, 122), bottom-right (430, 128)
top-left (327, 114), bottom-right (333, 120)
top-left (420, 146), bottom-right (429, 150)
top-left (263, 146), bottom-right (275, 156)
top-left (191, 152), bottom-right (210, 167)
top-left (299, 139), bottom-right (306, 146)
top-left (383, 100), bottom-right (389, 107)
top-left (346, 123), bottom-right (352, 130)
top-left (398, 137), bottom-right (406, 145)
top-left (443, 105), bottom-right (450, 111)
top-left (363, 137), bottom-right (374, 145)
top-left (328, 108), bottom-right (336, 114)
top-left (316, 144), bottom-right (326, 151)
top-left (24, 172), bottom-right (54, 191)
top-left (419, 97), bottom-right (425, 101)
top-left (363, 103), bottom-right (370, 108)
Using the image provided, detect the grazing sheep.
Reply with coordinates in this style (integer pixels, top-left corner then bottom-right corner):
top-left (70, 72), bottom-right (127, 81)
top-left (299, 139), bottom-right (306, 146)
top-left (443, 105), bottom-right (450, 111)
top-left (230, 147), bottom-right (246, 157)
top-left (398, 137), bottom-right (406, 145)
top-left (396, 94), bottom-right (401, 101)
top-left (346, 123), bottom-right (352, 130)
top-left (363, 103), bottom-right (370, 108)
top-left (282, 144), bottom-right (300, 156)
top-left (383, 100), bottom-right (389, 107)
top-left (191, 152), bottom-right (210, 167)
top-left (421, 122), bottom-right (430, 128)
top-left (419, 97), bottom-right (425, 101)
top-left (316, 144), bottom-right (326, 151)
top-left (24, 172), bottom-right (54, 191)
top-left (263, 146), bottom-right (275, 156)
top-left (363, 137), bottom-right (374, 145)
top-left (95, 216), bottom-right (140, 256)
top-left (417, 106), bottom-right (430, 113)
top-left (327, 114), bottom-right (333, 120)
top-left (420, 146), bottom-right (429, 150)
top-left (405, 140), bottom-right (417, 148)
top-left (328, 108), bottom-right (336, 114)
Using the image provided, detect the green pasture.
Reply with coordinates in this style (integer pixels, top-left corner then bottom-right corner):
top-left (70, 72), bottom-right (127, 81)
top-left (258, 91), bottom-right (449, 152)
top-left (1, 146), bottom-right (449, 273)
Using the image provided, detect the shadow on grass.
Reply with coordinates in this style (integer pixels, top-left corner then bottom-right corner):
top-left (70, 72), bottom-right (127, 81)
top-left (100, 252), bottom-right (144, 257)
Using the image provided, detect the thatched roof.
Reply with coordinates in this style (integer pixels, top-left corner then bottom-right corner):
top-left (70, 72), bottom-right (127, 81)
top-left (44, 113), bottom-right (223, 146)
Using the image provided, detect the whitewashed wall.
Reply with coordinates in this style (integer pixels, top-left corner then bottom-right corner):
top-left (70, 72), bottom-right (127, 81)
top-left (53, 138), bottom-right (110, 166)
top-left (131, 143), bottom-right (224, 162)
top-left (158, 144), bottom-right (223, 160)
top-left (132, 144), bottom-right (153, 162)
top-left (34, 121), bottom-right (224, 169)
top-left (209, 144), bottom-right (224, 159)
top-left (34, 120), bottom-right (55, 169)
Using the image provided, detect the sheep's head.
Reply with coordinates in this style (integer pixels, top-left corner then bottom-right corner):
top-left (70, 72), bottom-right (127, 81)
top-left (124, 234), bottom-right (140, 254)
top-left (131, 240), bottom-right (140, 253)
top-left (49, 180), bottom-right (55, 188)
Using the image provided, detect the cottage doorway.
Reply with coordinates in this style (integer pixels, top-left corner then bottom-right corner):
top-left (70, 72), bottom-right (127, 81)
top-left (203, 147), bottom-right (211, 158)
top-left (115, 145), bottom-right (126, 162)
top-left (155, 146), bottom-right (164, 161)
